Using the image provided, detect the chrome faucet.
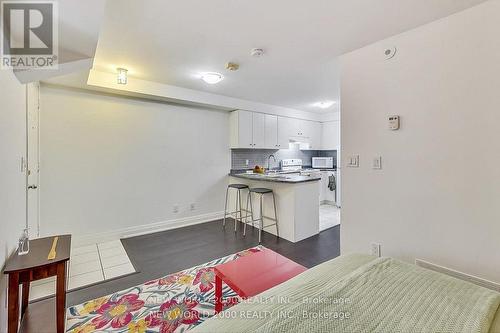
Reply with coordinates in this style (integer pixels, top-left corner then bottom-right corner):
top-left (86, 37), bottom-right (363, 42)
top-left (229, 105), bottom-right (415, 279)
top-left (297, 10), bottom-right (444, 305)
top-left (267, 154), bottom-right (276, 171)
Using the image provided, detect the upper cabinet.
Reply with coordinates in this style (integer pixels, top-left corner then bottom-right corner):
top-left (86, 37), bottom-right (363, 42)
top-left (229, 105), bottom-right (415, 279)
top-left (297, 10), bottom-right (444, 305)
top-left (230, 110), bottom-right (330, 150)
top-left (277, 116), bottom-right (294, 148)
top-left (300, 120), bottom-right (322, 150)
top-left (252, 112), bottom-right (265, 148)
top-left (264, 114), bottom-right (285, 149)
top-left (230, 110), bottom-right (265, 148)
top-left (321, 120), bottom-right (340, 150)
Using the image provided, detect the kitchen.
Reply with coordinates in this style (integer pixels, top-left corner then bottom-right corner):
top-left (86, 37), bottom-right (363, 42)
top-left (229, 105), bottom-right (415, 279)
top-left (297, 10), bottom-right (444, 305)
top-left (228, 110), bottom-right (340, 243)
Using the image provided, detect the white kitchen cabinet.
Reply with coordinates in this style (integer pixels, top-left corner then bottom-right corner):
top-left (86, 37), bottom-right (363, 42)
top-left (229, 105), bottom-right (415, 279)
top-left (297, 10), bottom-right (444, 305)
top-left (301, 121), bottom-right (322, 150)
top-left (310, 122), bottom-right (322, 149)
top-left (279, 117), bottom-right (309, 140)
top-left (231, 110), bottom-right (327, 150)
top-left (321, 120), bottom-right (340, 150)
top-left (252, 112), bottom-right (265, 148)
top-left (230, 110), bottom-right (266, 148)
top-left (265, 114), bottom-right (283, 149)
top-left (277, 116), bottom-right (294, 148)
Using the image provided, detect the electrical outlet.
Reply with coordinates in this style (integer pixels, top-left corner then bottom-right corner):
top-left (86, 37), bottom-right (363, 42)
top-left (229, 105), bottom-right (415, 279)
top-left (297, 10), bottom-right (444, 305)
top-left (173, 204), bottom-right (179, 214)
top-left (371, 243), bottom-right (381, 257)
top-left (190, 203), bottom-right (196, 211)
top-left (389, 115), bottom-right (400, 130)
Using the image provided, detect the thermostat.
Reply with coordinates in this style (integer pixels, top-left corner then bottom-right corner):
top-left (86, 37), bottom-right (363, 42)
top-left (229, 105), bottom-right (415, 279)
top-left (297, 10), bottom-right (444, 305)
top-left (388, 115), bottom-right (400, 130)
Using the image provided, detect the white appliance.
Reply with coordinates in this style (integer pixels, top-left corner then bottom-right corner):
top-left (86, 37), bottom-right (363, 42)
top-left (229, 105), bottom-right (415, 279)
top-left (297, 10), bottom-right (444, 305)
top-left (320, 170), bottom-right (337, 206)
top-left (312, 157), bottom-right (334, 169)
top-left (281, 159), bottom-right (303, 173)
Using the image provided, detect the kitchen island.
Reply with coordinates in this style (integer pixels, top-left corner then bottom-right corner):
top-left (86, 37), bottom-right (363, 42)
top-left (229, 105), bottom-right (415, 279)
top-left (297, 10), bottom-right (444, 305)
top-left (227, 172), bottom-right (321, 242)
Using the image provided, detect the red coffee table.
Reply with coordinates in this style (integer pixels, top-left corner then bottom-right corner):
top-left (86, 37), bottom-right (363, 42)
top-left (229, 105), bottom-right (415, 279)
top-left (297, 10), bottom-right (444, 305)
top-left (214, 248), bottom-right (307, 313)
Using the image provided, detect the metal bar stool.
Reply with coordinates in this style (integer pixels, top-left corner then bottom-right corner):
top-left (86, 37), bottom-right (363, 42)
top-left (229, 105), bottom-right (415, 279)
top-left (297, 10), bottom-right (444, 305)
top-left (244, 188), bottom-right (279, 243)
top-left (223, 184), bottom-right (252, 232)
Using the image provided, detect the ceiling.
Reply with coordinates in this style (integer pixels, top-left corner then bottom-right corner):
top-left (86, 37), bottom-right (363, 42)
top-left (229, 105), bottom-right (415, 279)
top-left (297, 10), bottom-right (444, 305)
top-left (56, 0), bottom-right (106, 62)
top-left (52, 0), bottom-right (488, 113)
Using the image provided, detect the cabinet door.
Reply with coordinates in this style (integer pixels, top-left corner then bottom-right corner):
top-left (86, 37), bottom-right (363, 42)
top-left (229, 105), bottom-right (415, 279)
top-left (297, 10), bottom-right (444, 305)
top-left (296, 119), bottom-right (307, 137)
top-left (238, 110), bottom-right (254, 148)
top-left (309, 122), bottom-right (322, 150)
top-left (264, 114), bottom-right (278, 149)
top-left (321, 121), bottom-right (340, 150)
top-left (252, 112), bottom-right (266, 148)
top-left (277, 116), bottom-right (293, 148)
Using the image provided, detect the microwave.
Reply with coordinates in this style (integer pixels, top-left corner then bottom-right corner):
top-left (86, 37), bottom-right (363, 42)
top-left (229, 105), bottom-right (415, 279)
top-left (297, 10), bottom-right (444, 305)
top-left (312, 157), bottom-right (334, 169)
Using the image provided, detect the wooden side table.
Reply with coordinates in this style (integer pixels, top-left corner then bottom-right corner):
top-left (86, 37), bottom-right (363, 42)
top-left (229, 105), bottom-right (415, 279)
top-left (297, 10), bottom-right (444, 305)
top-left (3, 235), bottom-right (71, 333)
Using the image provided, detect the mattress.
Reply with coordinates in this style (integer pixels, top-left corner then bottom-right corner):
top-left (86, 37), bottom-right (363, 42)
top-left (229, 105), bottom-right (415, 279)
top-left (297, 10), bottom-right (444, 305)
top-left (192, 254), bottom-right (500, 333)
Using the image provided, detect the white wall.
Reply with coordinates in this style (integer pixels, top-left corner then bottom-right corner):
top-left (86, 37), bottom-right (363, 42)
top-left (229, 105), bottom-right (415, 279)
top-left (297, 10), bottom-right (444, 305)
top-left (341, 0), bottom-right (500, 283)
top-left (0, 71), bottom-right (26, 332)
top-left (39, 85), bottom-right (230, 245)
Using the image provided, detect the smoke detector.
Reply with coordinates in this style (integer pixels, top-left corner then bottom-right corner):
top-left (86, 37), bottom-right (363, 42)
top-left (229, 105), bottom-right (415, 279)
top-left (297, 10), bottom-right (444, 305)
top-left (251, 48), bottom-right (264, 57)
top-left (225, 62), bottom-right (239, 71)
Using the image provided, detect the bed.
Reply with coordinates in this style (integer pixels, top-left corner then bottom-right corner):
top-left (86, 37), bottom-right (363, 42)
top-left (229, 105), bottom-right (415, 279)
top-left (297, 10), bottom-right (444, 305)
top-left (192, 254), bottom-right (500, 333)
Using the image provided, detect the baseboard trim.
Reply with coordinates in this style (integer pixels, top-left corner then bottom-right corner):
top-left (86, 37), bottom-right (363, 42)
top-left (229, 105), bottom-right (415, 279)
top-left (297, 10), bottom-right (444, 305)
top-left (72, 211), bottom-right (224, 247)
top-left (415, 258), bottom-right (500, 292)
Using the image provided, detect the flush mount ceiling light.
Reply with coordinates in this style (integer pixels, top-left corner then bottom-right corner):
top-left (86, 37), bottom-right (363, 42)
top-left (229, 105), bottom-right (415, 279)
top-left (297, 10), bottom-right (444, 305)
top-left (200, 72), bottom-right (224, 84)
top-left (313, 101), bottom-right (336, 109)
top-left (117, 68), bottom-right (128, 84)
top-left (251, 48), bottom-right (264, 57)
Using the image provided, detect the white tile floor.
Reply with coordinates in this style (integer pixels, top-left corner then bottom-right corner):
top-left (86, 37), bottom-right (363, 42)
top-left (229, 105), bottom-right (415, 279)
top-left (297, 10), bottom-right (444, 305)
top-left (29, 239), bottom-right (136, 301)
top-left (320, 204), bottom-right (341, 231)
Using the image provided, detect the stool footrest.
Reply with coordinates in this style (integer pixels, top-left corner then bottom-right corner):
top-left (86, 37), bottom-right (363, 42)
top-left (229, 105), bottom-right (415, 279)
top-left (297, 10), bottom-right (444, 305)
top-left (250, 220), bottom-right (278, 229)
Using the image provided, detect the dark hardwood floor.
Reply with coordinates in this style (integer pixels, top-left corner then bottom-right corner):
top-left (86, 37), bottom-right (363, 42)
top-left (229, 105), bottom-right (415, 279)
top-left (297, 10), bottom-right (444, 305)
top-left (23, 219), bottom-right (340, 332)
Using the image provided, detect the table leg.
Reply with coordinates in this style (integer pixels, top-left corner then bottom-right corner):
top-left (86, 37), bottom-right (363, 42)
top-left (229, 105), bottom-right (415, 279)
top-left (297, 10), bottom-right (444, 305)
top-left (21, 280), bottom-right (30, 318)
top-left (8, 272), bottom-right (19, 333)
top-left (56, 262), bottom-right (67, 333)
top-left (215, 273), bottom-right (223, 314)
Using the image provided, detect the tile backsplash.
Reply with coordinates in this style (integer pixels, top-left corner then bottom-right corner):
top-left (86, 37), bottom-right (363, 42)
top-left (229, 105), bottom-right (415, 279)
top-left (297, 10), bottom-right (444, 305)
top-left (231, 148), bottom-right (337, 170)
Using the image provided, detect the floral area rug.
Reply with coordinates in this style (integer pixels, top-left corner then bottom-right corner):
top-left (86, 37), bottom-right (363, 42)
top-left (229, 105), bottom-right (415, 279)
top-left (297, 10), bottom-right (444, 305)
top-left (66, 246), bottom-right (263, 333)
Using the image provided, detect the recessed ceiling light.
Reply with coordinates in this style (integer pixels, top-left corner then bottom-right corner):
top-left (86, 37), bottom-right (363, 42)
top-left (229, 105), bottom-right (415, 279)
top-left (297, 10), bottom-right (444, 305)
top-left (200, 72), bottom-right (224, 84)
top-left (313, 101), bottom-right (336, 109)
top-left (117, 68), bottom-right (128, 85)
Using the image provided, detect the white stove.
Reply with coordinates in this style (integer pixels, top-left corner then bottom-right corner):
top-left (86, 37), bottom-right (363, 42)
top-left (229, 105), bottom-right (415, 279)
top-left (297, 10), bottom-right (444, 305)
top-left (281, 159), bottom-right (303, 172)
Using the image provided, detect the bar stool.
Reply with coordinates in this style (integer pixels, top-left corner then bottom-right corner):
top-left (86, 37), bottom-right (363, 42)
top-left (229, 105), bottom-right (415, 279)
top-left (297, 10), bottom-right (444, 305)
top-left (223, 184), bottom-right (252, 232)
top-left (245, 188), bottom-right (279, 243)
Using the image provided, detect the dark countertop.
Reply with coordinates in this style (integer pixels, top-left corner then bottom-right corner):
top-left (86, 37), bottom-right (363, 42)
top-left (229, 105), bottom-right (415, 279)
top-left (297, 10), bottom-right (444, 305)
top-left (4, 235), bottom-right (71, 273)
top-left (231, 168), bottom-right (337, 174)
top-left (229, 172), bottom-right (321, 184)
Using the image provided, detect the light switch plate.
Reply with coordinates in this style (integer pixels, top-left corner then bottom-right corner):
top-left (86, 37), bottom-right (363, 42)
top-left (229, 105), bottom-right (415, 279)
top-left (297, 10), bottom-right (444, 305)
top-left (373, 156), bottom-right (382, 169)
top-left (347, 155), bottom-right (359, 168)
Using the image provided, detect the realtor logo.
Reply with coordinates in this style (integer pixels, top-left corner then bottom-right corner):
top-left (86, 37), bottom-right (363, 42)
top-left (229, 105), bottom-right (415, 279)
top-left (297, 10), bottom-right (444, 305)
top-left (1, 1), bottom-right (58, 69)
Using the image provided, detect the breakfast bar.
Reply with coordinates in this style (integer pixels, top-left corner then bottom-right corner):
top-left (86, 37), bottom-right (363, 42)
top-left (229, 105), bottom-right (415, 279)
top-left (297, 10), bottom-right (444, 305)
top-left (228, 172), bottom-right (321, 242)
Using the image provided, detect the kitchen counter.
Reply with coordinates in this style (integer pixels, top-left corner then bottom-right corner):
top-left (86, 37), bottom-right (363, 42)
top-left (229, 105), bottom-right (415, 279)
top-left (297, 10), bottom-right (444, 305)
top-left (230, 172), bottom-right (321, 184)
top-left (227, 173), bottom-right (320, 243)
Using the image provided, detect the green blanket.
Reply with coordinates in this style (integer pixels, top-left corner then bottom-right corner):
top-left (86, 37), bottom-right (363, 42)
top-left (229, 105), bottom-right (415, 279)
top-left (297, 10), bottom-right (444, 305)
top-left (193, 254), bottom-right (500, 333)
